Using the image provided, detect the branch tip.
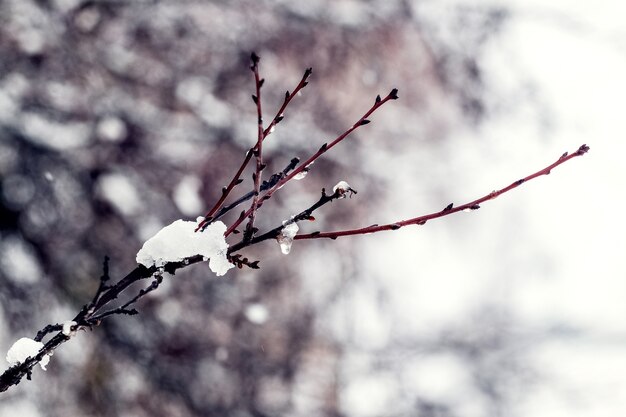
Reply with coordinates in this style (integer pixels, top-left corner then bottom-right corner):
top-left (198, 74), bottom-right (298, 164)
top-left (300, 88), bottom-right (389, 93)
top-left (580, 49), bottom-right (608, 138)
top-left (577, 144), bottom-right (590, 155)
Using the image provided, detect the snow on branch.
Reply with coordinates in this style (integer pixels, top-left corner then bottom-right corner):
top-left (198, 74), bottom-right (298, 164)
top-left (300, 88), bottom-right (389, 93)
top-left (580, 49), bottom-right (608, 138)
top-left (136, 218), bottom-right (233, 276)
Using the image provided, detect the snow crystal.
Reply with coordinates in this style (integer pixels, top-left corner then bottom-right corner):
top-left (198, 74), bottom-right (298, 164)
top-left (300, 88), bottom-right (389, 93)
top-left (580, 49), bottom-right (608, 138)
top-left (136, 218), bottom-right (234, 276)
top-left (277, 221), bottom-right (299, 255)
top-left (6, 337), bottom-right (50, 370)
top-left (62, 321), bottom-right (77, 337)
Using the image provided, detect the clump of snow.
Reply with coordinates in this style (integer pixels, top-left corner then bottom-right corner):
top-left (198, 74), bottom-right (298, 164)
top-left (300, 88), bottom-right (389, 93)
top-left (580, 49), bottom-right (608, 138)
top-left (333, 180), bottom-right (355, 198)
top-left (6, 337), bottom-right (50, 370)
top-left (277, 221), bottom-right (299, 255)
top-left (62, 321), bottom-right (77, 337)
top-left (136, 218), bottom-right (234, 276)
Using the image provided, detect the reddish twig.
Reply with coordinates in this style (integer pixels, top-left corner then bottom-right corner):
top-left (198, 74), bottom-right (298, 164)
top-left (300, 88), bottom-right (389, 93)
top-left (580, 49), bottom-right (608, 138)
top-left (244, 53), bottom-right (266, 241)
top-left (224, 89), bottom-right (399, 237)
top-left (228, 186), bottom-right (350, 253)
top-left (262, 67), bottom-right (312, 138)
top-left (195, 57), bottom-right (312, 232)
top-left (295, 144), bottom-right (590, 240)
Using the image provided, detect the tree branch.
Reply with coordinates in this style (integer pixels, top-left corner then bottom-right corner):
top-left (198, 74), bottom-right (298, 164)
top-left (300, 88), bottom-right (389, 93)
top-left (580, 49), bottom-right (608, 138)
top-left (295, 144), bottom-right (590, 240)
top-left (196, 59), bottom-right (312, 232)
top-left (225, 89), bottom-right (398, 237)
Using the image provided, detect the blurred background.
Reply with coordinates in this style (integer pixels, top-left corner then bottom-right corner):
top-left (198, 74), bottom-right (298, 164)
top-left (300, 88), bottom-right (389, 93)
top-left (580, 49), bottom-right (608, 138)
top-left (0, 0), bottom-right (623, 416)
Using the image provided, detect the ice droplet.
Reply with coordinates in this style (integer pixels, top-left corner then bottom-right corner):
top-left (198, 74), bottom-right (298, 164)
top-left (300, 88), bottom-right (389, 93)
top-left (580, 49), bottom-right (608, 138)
top-left (277, 221), bottom-right (299, 254)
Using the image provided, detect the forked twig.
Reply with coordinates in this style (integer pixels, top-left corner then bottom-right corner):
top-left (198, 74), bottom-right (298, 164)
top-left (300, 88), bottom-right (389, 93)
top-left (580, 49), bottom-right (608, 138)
top-left (225, 89), bottom-right (399, 237)
top-left (196, 57), bottom-right (312, 232)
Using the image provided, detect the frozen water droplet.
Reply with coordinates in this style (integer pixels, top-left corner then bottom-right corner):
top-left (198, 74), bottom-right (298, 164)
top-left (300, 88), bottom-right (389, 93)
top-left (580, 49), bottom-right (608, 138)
top-left (277, 221), bottom-right (299, 255)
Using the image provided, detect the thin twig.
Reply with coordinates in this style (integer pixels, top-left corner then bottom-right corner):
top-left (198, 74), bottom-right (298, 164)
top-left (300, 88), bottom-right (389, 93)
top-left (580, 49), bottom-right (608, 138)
top-left (262, 67), bottom-right (312, 138)
top-left (244, 52), bottom-right (265, 242)
top-left (89, 274), bottom-right (163, 322)
top-left (195, 60), bottom-right (312, 232)
top-left (212, 157), bottom-right (300, 223)
top-left (295, 144), bottom-right (590, 240)
top-left (225, 89), bottom-right (398, 237)
top-left (228, 186), bottom-right (351, 253)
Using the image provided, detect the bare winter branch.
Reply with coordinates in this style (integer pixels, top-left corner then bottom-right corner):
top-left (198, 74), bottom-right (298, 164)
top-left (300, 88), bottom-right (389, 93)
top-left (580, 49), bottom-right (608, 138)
top-left (295, 144), bottom-right (590, 240)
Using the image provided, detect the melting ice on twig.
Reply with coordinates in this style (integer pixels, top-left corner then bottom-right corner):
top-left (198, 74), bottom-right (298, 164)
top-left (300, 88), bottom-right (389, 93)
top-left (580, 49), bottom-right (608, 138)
top-left (294, 162), bottom-right (314, 180)
top-left (277, 220), bottom-right (299, 255)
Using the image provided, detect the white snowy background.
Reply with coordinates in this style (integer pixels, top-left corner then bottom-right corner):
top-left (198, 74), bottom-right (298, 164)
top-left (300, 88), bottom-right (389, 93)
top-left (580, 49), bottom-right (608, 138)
top-left (307, 1), bottom-right (625, 416)
top-left (0, 0), bottom-right (624, 416)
